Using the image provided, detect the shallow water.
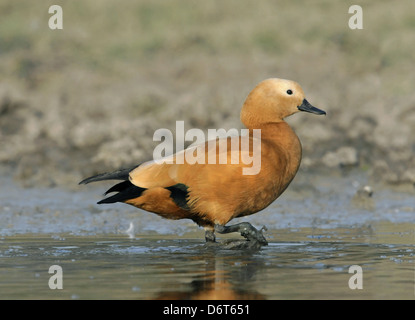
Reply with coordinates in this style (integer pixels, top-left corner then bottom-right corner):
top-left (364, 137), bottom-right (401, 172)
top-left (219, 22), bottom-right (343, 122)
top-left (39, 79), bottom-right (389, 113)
top-left (0, 228), bottom-right (413, 300)
top-left (0, 170), bottom-right (414, 299)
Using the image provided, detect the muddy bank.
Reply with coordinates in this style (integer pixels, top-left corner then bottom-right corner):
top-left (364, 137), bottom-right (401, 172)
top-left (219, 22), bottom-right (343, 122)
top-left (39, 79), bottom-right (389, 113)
top-left (1, 1), bottom-right (414, 189)
top-left (1, 81), bottom-right (415, 190)
top-left (1, 71), bottom-right (415, 190)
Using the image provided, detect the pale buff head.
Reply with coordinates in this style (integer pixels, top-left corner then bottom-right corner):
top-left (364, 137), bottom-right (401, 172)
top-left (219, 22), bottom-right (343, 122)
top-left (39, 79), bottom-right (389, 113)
top-left (241, 78), bottom-right (325, 128)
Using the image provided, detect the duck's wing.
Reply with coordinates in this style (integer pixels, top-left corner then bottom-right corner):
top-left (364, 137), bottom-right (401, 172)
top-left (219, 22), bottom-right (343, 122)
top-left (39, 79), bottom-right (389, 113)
top-left (129, 134), bottom-right (261, 188)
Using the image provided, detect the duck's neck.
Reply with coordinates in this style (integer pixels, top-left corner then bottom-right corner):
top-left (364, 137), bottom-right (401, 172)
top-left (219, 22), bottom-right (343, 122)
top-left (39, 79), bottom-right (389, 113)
top-left (249, 121), bottom-right (302, 184)
top-left (250, 120), bottom-right (300, 144)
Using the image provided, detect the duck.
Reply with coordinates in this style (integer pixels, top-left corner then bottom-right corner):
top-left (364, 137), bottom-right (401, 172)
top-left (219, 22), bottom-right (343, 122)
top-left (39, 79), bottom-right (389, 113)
top-left (79, 78), bottom-right (326, 246)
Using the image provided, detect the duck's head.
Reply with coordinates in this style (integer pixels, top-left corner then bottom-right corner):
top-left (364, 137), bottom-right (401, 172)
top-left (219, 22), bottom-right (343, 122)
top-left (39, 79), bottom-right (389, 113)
top-left (241, 78), bottom-right (326, 128)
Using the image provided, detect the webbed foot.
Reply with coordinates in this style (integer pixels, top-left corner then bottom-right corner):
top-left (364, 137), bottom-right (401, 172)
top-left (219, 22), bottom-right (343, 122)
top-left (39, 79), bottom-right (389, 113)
top-left (215, 222), bottom-right (268, 246)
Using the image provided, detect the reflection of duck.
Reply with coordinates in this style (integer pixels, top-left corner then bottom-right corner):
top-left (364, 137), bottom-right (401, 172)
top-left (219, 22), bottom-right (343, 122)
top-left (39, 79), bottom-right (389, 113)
top-left (152, 245), bottom-right (266, 300)
top-left (80, 79), bottom-right (325, 246)
top-left (154, 276), bottom-right (265, 300)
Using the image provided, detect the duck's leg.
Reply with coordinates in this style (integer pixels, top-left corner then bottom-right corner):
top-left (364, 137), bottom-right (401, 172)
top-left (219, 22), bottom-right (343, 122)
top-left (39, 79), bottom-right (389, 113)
top-left (204, 229), bottom-right (216, 242)
top-left (215, 222), bottom-right (268, 245)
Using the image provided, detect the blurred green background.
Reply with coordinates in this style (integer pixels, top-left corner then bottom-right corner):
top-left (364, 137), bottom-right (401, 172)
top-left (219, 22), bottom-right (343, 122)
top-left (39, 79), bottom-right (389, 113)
top-left (1, 0), bottom-right (414, 188)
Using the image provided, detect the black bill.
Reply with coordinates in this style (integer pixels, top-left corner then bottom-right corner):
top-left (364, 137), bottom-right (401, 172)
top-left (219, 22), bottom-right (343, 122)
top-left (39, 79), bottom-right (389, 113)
top-left (298, 99), bottom-right (326, 115)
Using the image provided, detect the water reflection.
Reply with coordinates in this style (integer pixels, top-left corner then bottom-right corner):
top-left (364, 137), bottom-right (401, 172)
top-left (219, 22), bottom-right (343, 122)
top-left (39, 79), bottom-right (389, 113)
top-left (0, 230), bottom-right (413, 299)
top-left (153, 243), bottom-right (266, 299)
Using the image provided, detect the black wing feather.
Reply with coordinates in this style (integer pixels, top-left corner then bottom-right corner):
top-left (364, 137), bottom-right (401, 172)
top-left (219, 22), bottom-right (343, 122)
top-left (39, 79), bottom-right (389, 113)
top-left (98, 180), bottom-right (146, 204)
top-left (165, 183), bottom-right (190, 210)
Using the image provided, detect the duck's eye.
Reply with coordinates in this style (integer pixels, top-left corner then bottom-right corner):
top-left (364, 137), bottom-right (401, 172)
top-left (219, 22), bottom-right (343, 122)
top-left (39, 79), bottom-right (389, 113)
top-left (286, 89), bottom-right (293, 95)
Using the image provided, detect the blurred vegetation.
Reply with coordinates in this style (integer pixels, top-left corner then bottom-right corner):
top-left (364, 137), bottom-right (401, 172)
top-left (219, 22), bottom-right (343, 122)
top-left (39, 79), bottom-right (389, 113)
top-left (0, 0), bottom-right (414, 187)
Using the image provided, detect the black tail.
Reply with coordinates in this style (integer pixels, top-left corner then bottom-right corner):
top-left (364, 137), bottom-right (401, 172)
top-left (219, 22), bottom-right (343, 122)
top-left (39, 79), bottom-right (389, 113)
top-left (98, 180), bottom-right (146, 204)
top-left (79, 165), bottom-right (145, 204)
top-left (79, 165), bottom-right (140, 185)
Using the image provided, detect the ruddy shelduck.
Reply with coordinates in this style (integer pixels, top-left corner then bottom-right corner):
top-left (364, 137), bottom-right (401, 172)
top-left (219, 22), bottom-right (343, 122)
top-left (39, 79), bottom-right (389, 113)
top-left (80, 78), bottom-right (326, 246)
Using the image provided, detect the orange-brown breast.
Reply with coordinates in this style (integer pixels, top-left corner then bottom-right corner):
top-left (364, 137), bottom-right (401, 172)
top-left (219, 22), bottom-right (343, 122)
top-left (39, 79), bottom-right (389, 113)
top-left (184, 123), bottom-right (302, 225)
